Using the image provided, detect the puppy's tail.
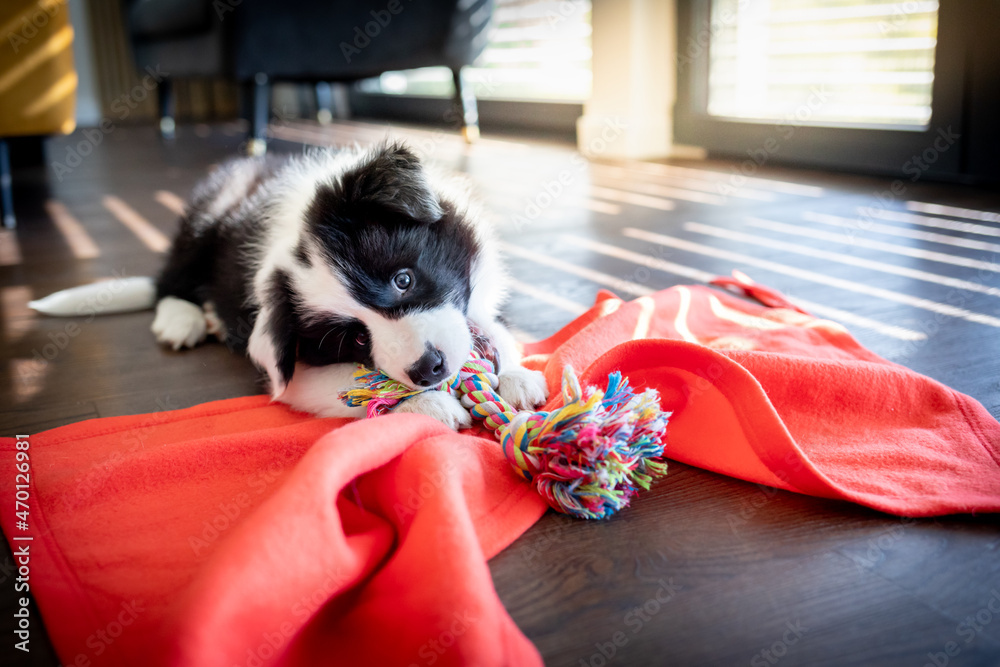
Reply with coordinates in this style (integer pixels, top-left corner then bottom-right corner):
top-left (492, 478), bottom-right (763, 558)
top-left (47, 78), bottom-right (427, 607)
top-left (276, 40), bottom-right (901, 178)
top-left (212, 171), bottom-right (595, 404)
top-left (29, 276), bottom-right (157, 317)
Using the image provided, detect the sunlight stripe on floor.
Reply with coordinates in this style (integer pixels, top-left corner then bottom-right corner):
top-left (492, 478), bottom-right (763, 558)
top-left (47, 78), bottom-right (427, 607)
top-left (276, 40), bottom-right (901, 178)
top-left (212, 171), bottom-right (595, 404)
top-left (44, 201), bottom-right (99, 259)
top-left (785, 299), bottom-right (927, 341)
top-left (155, 190), bottom-right (186, 216)
top-left (862, 208), bottom-right (1000, 238)
top-left (2, 285), bottom-right (34, 342)
top-left (804, 212), bottom-right (1000, 254)
top-left (564, 235), bottom-right (927, 340)
top-left (591, 172), bottom-right (727, 205)
top-left (562, 236), bottom-right (715, 283)
top-left (589, 163), bottom-right (776, 201)
top-left (501, 242), bottom-right (654, 296)
top-left (507, 278), bottom-right (588, 315)
top-left (745, 217), bottom-right (1000, 274)
top-left (327, 118), bottom-right (533, 153)
top-left (477, 177), bottom-right (550, 198)
top-left (685, 222), bottom-right (1000, 298)
top-left (589, 186), bottom-right (676, 211)
top-left (907, 201), bottom-right (1000, 224)
top-left (9, 358), bottom-right (49, 404)
top-left (102, 195), bottom-right (170, 253)
top-left (618, 160), bottom-right (825, 197)
top-left (583, 199), bottom-right (622, 215)
top-left (275, 120), bottom-right (530, 157)
top-left (268, 124), bottom-right (341, 147)
top-left (478, 177), bottom-right (613, 216)
top-left (0, 229), bottom-right (23, 266)
top-left (622, 227), bottom-right (1000, 328)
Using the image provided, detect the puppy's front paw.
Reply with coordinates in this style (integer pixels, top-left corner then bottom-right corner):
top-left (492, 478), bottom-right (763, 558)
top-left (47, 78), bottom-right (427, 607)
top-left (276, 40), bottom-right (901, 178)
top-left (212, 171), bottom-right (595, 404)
top-left (498, 365), bottom-right (549, 410)
top-left (394, 390), bottom-right (473, 431)
top-left (152, 296), bottom-right (207, 350)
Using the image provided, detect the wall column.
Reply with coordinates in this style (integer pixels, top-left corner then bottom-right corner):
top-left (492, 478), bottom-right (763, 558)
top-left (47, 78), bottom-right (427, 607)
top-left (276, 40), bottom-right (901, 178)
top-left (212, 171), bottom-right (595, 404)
top-left (577, 0), bottom-right (678, 159)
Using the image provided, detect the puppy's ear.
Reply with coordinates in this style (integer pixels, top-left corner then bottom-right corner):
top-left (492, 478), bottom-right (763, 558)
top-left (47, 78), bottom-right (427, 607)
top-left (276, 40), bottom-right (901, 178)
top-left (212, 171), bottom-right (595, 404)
top-left (334, 141), bottom-right (443, 222)
top-left (247, 269), bottom-right (298, 397)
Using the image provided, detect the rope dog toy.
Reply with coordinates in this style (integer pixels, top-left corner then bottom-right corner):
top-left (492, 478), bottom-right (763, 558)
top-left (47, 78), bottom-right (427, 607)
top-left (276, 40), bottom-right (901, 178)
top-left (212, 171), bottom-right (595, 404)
top-left (341, 351), bottom-right (670, 520)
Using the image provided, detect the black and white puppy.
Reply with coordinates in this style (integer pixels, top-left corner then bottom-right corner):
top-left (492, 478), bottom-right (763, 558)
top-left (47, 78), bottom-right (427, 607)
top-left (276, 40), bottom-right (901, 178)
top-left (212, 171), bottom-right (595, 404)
top-left (151, 141), bottom-right (548, 428)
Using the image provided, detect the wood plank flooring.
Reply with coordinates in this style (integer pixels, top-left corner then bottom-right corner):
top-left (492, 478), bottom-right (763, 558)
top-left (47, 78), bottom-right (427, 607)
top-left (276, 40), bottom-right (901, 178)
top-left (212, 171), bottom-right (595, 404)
top-left (1, 119), bottom-right (999, 666)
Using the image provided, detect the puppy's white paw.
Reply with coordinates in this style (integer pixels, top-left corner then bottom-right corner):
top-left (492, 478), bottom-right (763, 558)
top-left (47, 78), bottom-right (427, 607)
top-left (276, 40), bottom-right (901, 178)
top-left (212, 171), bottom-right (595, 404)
top-left (151, 296), bottom-right (207, 350)
top-left (498, 365), bottom-right (549, 410)
top-left (202, 300), bottom-right (227, 340)
top-left (394, 390), bottom-right (473, 431)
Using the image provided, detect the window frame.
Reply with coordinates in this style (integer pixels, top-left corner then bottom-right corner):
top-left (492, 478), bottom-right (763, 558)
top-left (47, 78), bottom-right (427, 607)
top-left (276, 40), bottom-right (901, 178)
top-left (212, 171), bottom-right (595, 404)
top-left (674, 0), bottom-right (967, 179)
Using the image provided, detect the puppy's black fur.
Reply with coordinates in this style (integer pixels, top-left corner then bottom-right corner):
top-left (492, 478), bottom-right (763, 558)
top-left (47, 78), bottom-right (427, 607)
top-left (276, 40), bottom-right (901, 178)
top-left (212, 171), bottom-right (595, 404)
top-left (155, 144), bottom-right (475, 384)
top-left (153, 141), bottom-right (549, 424)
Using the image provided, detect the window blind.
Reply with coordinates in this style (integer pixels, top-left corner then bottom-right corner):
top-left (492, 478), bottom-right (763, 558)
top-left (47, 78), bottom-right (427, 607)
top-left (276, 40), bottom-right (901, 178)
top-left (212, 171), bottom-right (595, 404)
top-left (359, 0), bottom-right (592, 102)
top-left (706, 0), bottom-right (939, 128)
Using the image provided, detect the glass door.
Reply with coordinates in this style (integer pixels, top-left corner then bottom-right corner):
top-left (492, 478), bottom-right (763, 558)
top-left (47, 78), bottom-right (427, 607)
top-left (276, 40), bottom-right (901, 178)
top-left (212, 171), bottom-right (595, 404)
top-left (675, 0), bottom-right (968, 178)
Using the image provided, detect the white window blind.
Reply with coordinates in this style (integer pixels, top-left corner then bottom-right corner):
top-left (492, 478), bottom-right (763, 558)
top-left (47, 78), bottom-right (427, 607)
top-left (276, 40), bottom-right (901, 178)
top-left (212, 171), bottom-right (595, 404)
top-left (359, 0), bottom-right (592, 102)
top-left (707, 0), bottom-right (939, 127)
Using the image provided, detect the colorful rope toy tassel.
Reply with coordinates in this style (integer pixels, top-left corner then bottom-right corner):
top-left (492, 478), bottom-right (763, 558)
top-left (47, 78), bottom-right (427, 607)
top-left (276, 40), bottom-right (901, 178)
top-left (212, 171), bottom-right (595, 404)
top-left (342, 353), bottom-right (670, 520)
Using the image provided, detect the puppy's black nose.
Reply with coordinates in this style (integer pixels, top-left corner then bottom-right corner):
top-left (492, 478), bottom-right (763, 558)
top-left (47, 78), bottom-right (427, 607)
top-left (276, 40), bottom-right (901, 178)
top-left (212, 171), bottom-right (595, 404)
top-left (407, 347), bottom-right (447, 387)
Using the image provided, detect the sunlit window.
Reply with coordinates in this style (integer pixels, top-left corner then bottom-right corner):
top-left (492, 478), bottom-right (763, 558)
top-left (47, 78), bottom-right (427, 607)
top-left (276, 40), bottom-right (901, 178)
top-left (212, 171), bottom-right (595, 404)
top-left (707, 0), bottom-right (939, 128)
top-left (358, 0), bottom-right (592, 102)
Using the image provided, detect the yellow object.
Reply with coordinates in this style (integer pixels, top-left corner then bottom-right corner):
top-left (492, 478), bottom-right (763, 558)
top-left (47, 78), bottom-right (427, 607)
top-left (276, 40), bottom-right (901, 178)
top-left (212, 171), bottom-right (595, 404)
top-left (0, 0), bottom-right (77, 137)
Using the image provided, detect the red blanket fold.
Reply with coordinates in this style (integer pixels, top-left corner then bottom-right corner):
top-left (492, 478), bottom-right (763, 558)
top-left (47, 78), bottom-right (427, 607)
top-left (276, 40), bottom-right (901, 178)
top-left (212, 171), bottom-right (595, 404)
top-left (3, 282), bottom-right (999, 667)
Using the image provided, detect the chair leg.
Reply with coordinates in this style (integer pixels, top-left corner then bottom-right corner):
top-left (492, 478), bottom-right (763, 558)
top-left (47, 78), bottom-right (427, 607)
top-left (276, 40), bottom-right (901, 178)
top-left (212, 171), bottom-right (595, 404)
top-left (247, 73), bottom-right (270, 156)
top-left (315, 82), bottom-right (352, 124)
top-left (158, 78), bottom-right (176, 139)
top-left (331, 82), bottom-right (351, 120)
top-left (315, 82), bottom-right (333, 125)
top-left (452, 67), bottom-right (480, 143)
top-left (0, 139), bottom-right (15, 229)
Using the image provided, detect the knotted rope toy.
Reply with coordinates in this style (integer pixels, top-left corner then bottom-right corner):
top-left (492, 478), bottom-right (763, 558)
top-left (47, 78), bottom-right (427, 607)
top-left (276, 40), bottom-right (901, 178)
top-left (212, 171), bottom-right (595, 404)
top-left (341, 350), bottom-right (670, 520)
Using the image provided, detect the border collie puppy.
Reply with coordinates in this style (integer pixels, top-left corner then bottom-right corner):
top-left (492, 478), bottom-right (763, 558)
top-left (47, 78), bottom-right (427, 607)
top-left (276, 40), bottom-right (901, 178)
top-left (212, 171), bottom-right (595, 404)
top-left (151, 141), bottom-right (548, 428)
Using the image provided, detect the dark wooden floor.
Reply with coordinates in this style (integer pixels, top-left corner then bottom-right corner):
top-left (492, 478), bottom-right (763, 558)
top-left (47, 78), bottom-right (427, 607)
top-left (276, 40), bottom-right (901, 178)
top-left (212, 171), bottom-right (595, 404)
top-left (2, 119), bottom-right (999, 666)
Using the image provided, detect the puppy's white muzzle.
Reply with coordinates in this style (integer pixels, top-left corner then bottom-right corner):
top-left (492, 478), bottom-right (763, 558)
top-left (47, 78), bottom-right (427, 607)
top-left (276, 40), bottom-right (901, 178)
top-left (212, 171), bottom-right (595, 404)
top-left (365, 305), bottom-right (471, 390)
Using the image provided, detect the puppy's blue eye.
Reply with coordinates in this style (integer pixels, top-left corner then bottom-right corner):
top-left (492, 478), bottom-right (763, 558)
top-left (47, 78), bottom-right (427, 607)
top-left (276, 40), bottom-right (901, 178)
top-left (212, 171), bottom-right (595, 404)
top-left (392, 269), bottom-right (413, 292)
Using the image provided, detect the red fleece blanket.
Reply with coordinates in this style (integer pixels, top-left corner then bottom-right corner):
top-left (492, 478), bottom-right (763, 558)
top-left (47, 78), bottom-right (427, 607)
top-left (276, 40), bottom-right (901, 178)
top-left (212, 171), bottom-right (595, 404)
top-left (3, 281), bottom-right (999, 667)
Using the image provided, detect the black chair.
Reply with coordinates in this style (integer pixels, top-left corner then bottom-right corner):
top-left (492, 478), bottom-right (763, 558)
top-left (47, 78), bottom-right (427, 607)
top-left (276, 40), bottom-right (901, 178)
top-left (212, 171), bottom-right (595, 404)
top-left (124, 0), bottom-right (494, 152)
